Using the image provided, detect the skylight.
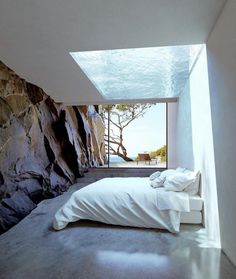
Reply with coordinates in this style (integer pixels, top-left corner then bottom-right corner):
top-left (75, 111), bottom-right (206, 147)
top-left (70, 45), bottom-right (203, 101)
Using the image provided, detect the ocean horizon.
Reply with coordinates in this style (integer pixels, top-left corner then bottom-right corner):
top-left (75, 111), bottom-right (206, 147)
top-left (109, 155), bottom-right (136, 163)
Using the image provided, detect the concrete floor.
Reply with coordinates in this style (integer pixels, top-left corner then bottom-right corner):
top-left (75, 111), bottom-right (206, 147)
top-left (0, 173), bottom-right (236, 279)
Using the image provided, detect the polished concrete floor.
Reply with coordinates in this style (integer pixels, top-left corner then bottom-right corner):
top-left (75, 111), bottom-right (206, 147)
top-left (0, 173), bottom-right (236, 279)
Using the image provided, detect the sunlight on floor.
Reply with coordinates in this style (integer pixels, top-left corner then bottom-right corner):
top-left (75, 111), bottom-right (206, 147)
top-left (95, 226), bottom-right (222, 279)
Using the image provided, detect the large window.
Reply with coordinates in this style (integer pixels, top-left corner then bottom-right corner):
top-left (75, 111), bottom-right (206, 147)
top-left (101, 103), bottom-right (167, 168)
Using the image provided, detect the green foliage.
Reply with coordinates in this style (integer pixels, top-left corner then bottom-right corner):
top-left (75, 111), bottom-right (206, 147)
top-left (150, 145), bottom-right (166, 162)
top-left (101, 104), bottom-right (154, 123)
top-left (102, 103), bottom-right (152, 112)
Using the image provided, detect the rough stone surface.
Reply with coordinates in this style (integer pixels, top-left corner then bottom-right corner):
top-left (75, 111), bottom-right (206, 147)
top-left (0, 61), bottom-right (106, 233)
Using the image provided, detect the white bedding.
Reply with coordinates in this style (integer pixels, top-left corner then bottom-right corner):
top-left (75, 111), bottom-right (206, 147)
top-left (53, 177), bottom-right (190, 233)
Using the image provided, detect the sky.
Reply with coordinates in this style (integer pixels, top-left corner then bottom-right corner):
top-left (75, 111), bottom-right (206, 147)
top-left (109, 103), bottom-right (166, 158)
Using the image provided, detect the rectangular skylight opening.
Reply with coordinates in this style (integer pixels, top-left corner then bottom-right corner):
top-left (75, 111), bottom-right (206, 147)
top-left (70, 44), bottom-right (203, 101)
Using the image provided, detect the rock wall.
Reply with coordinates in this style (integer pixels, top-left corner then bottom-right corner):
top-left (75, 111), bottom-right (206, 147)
top-left (0, 61), bottom-right (106, 233)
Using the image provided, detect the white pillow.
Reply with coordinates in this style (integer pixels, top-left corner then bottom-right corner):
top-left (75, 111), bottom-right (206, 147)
top-left (159, 169), bottom-right (178, 180)
top-left (150, 176), bottom-right (165, 188)
top-left (175, 167), bottom-right (186, 172)
top-left (164, 172), bottom-right (195, 192)
top-left (183, 170), bottom-right (201, 195)
top-left (149, 171), bottom-right (161, 181)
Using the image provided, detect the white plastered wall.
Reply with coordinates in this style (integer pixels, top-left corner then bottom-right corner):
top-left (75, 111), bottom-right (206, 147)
top-left (207, 0), bottom-right (236, 265)
top-left (167, 103), bottom-right (178, 169)
top-left (176, 47), bottom-right (221, 246)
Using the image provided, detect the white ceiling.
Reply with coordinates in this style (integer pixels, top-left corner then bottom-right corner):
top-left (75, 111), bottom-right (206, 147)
top-left (0, 0), bottom-right (226, 104)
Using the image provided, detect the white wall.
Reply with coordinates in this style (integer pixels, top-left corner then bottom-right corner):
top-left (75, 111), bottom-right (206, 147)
top-left (176, 47), bottom-right (221, 246)
top-left (168, 103), bottom-right (178, 169)
top-left (207, 0), bottom-right (236, 265)
top-left (176, 83), bottom-right (194, 170)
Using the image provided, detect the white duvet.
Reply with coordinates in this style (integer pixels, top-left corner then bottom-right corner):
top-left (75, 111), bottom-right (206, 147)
top-left (53, 178), bottom-right (190, 233)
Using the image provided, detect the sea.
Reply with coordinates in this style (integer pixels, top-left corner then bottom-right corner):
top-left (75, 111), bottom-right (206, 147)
top-left (109, 155), bottom-right (136, 163)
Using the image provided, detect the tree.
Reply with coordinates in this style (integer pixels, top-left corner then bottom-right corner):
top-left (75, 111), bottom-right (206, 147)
top-left (150, 145), bottom-right (166, 162)
top-left (101, 104), bottom-right (154, 161)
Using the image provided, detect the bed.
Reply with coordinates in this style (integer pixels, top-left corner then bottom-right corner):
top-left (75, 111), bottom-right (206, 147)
top-left (53, 177), bottom-right (203, 233)
top-left (181, 195), bottom-right (203, 224)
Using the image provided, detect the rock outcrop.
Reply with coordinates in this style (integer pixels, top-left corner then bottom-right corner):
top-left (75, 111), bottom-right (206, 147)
top-left (0, 61), bottom-right (106, 233)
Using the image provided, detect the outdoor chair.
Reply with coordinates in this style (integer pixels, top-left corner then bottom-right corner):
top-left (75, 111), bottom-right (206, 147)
top-left (137, 153), bottom-right (152, 165)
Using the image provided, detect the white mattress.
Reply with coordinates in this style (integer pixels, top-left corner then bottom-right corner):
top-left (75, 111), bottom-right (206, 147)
top-left (189, 195), bottom-right (203, 211)
top-left (181, 195), bottom-right (203, 224)
top-left (180, 211), bottom-right (202, 224)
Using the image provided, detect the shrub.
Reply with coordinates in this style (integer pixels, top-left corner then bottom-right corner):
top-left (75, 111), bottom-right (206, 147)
top-left (150, 145), bottom-right (166, 162)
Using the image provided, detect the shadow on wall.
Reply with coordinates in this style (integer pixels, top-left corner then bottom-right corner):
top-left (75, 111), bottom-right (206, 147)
top-left (176, 46), bottom-right (221, 246)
